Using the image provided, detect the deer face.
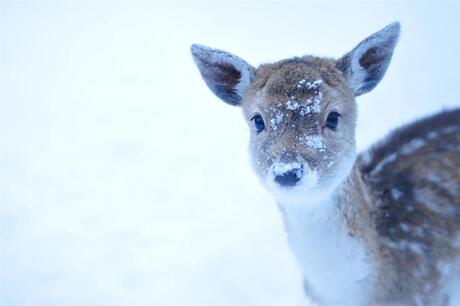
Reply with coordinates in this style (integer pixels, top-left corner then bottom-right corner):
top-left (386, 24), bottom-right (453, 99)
top-left (241, 60), bottom-right (357, 202)
top-left (191, 22), bottom-right (399, 203)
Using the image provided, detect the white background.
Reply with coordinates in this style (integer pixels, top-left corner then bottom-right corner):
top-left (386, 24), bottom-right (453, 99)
top-left (1, 1), bottom-right (459, 305)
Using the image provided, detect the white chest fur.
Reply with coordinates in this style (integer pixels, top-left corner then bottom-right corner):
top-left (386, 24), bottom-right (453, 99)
top-left (278, 198), bottom-right (371, 305)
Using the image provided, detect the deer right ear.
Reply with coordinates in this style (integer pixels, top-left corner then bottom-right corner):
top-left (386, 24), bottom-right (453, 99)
top-left (336, 22), bottom-right (400, 96)
top-left (191, 44), bottom-right (255, 106)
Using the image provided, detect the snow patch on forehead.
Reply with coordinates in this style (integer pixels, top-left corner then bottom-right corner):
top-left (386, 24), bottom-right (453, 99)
top-left (265, 78), bottom-right (324, 131)
top-left (297, 78), bottom-right (323, 90)
top-left (286, 101), bottom-right (300, 110)
top-left (301, 92), bottom-right (322, 116)
top-left (289, 78), bottom-right (324, 116)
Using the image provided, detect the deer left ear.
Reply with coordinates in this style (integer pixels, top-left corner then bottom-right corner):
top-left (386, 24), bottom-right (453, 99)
top-left (191, 44), bottom-right (255, 106)
top-left (336, 22), bottom-right (400, 96)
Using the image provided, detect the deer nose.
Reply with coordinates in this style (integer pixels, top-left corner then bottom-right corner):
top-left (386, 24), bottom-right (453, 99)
top-left (273, 162), bottom-right (303, 187)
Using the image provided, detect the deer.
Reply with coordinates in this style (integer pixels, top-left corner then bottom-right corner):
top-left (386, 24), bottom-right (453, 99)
top-left (190, 22), bottom-right (460, 306)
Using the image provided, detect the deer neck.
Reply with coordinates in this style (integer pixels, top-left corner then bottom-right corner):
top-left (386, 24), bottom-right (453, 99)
top-left (276, 163), bottom-right (373, 304)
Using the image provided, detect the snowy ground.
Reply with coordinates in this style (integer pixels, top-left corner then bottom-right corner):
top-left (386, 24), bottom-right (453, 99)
top-left (1, 1), bottom-right (459, 305)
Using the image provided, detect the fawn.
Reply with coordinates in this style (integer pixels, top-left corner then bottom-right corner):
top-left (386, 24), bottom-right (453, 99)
top-left (191, 22), bottom-right (460, 306)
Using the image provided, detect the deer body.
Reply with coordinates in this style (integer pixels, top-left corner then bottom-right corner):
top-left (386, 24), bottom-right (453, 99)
top-left (191, 22), bottom-right (460, 305)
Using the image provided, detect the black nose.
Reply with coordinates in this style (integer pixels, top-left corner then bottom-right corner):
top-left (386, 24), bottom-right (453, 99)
top-left (274, 164), bottom-right (303, 187)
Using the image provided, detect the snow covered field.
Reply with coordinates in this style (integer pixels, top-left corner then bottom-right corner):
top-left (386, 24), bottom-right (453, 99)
top-left (1, 1), bottom-right (459, 305)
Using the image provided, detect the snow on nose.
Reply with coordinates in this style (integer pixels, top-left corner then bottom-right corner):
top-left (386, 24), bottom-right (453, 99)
top-left (273, 162), bottom-right (303, 187)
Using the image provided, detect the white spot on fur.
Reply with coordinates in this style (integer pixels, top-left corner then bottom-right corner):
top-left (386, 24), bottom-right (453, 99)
top-left (296, 78), bottom-right (323, 90)
top-left (426, 172), bottom-right (460, 196)
top-left (391, 188), bottom-right (403, 200)
top-left (383, 239), bottom-right (425, 255)
top-left (400, 138), bottom-right (426, 155)
top-left (442, 125), bottom-right (459, 134)
top-left (427, 131), bottom-right (438, 139)
top-left (414, 188), bottom-right (456, 216)
top-left (286, 79), bottom-right (324, 116)
top-left (405, 205), bottom-right (415, 212)
top-left (371, 152), bottom-right (397, 174)
top-left (400, 223), bottom-right (410, 232)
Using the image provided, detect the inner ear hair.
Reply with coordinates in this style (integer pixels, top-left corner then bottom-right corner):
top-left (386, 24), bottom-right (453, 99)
top-left (191, 44), bottom-right (255, 106)
top-left (336, 22), bottom-right (400, 96)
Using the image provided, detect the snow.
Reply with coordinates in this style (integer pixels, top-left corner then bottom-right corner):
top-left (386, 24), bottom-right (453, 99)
top-left (296, 79), bottom-right (323, 90)
top-left (307, 79), bottom-right (323, 90)
top-left (286, 100), bottom-right (300, 110)
top-left (273, 162), bottom-right (302, 177)
top-left (270, 110), bottom-right (284, 130)
top-left (284, 78), bottom-right (324, 116)
top-left (299, 91), bottom-right (323, 116)
top-left (305, 135), bottom-right (325, 151)
top-left (1, 1), bottom-right (459, 306)
top-left (383, 238), bottom-right (425, 255)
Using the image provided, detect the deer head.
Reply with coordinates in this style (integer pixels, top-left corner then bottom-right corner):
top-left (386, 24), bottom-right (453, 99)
top-left (191, 22), bottom-right (400, 204)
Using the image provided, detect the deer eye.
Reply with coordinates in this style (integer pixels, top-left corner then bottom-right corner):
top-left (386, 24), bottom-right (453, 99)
top-left (326, 111), bottom-right (341, 130)
top-left (251, 114), bottom-right (265, 133)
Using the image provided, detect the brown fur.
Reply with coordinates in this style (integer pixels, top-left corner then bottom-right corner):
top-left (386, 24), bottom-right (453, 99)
top-left (357, 110), bottom-right (460, 305)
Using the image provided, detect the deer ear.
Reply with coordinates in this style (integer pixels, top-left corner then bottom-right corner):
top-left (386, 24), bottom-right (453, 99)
top-left (191, 44), bottom-right (255, 106)
top-left (336, 22), bottom-right (400, 96)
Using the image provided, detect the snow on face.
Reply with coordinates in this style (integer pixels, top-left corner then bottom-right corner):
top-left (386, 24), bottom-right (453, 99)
top-left (305, 135), bottom-right (325, 152)
top-left (289, 78), bottom-right (324, 116)
top-left (273, 162), bottom-right (302, 176)
top-left (249, 76), bottom-right (346, 200)
top-left (297, 78), bottom-right (323, 90)
top-left (286, 101), bottom-right (300, 110)
top-left (267, 78), bottom-right (324, 132)
top-left (266, 161), bottom-right (319, 201)
top-left (269, 107), bottom-right (284, 130)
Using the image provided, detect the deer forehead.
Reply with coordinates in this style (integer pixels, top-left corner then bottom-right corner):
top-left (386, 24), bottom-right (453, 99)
top-left (243, 58), bottom-right (354, 127)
